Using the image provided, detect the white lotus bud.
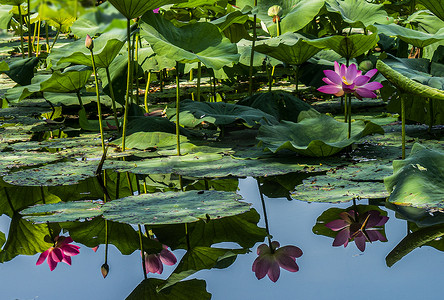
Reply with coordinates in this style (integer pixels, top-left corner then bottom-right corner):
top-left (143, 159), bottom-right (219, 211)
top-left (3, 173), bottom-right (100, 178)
top-left (268, 5), bottom-right (282, 17)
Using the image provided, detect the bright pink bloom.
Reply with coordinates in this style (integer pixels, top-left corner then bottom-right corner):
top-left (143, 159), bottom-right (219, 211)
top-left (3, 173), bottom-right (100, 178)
top-left (317, 61), bottom-right (383, 99)
top-left (143, 245), bottom-right (177, 274)
top-left (153, 8), bottom-right (160, 13)
top-left (325, 210), bottom-right (389, 252)
top-left (252, 241), bottom-right (302, 282)
top-left (36, 236), bottom-right (80, 271)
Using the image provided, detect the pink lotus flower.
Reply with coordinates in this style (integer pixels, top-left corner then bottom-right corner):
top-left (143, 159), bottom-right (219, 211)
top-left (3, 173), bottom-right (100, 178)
top-left (36, 236), bottom-right (80, 271)
top-left (317, 61), bottom-right (383, 99)
top-left (143, 245), bottom-right (177, 274)
top-left (325, 210), bottom-right (389, 252)
top-left (252, 241), bottom-right (302, 282)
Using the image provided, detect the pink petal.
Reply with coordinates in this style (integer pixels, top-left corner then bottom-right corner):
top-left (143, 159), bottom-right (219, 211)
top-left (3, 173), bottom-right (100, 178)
top-left (367, 229), bottom-right (387, 242)
top-left (355, 88), bottom-right (377, 98)
top-left (253, 256), bottom-right (271, 280)
top-left (340, 64), bottom-right (347, 77)
top-left (365, 211), bottom-right (383, 228)
top-left (333, 229), bottom-right (350, 247)
top-left (62, 255), bottom-right (72, 265)
top-left (267, 261), bottom-right (281, 282)
top-left (50, 248), bottom-right (64, 263)
top-left (362, 81), bottom-right (383, 91)
top-left (36, 249), bottom-right (50, 265)
top-left (325, 219), bottom-right (349, 231)
top-left (145, 254), bottom-right (162, 274)
top-left (159, 249), bottom-right (177, 266)
top-left (48, 259), bottom-right (58, 271)
top-left (257, 244), bottom-right (271, 255)
top-left (64, 237), bottom-right (74, 244)
top-left (354, 75), bottom-right (370, 87)
top-left (61, 244), bottom-right (80, 256)
top-left (276, 255), bottom-right (299, 272)
top-left (334, 61), bottom-right (340, 74)
top-left (345, 64), bottom-right (358, 83)
top-left (364, 68), bottom-right (378, 78)
top-left (322, 77), bottom-right (337, 85)
top-left (270, 241), bottom-right (280, 250)
top-left (354, 235), bottom-right (366, 252)
top-left (277, 245), bottom-right (303, 258)
top-left (342, 82), bottom-right (355, 93)
top-left (324, 70), bottom-right (342, 85)
top-left (318, 85), bottom-right (343, 95)
top-left (376, 216), bottom-right (389, 227)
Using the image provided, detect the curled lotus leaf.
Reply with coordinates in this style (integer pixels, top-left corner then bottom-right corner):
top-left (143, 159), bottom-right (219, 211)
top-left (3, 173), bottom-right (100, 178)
top-left (384, 143), bottom-right (444, 209)
top-left (257, 114), bottom-right (384, 157)
top-left (373, 23), bottom-right (444, 48)
top-left (140, 12), bottom-right (240, 70)
top-left (418, 0), bottom-right (444, 21)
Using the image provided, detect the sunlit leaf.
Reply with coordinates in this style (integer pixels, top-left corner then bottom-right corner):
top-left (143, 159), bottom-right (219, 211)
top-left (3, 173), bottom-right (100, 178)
top-left (373, 23), bottom-right (444, 48)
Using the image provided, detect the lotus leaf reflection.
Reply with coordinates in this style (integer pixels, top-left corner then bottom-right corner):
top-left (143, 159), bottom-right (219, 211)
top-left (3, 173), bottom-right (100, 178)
top-left (36, 236), bottom-right (80, 271)
top-left (252, 241), bottom-right (302, 282)
top-left (326, 210), bottom-right (389, 252)
top-left (318, 61), bottom-right (383, 99)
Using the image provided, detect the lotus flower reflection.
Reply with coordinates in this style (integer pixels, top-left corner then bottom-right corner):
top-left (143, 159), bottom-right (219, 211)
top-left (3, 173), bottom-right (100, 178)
top-left (252, 241), bottom-right (302, 282)
top-left (36, 236), bottom-right (80, 271)
top-left (144, 244), bottom-right (177, 274)
top-left (326, 210), bottom-right (389, 252)
top-left (318, 61), bottom-right (383, 99)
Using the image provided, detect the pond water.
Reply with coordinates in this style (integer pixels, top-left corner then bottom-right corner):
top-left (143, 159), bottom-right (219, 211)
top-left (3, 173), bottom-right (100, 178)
top-left (1, 177), bottom-right (443, 300)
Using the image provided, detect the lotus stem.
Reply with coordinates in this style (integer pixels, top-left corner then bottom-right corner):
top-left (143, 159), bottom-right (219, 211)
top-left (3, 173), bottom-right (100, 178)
top-left (105, 67), bottom-right (120, 132)
top-left (144, 71), bottom-right (151, 113)
top-left (401, 93), bottom-right (406, 159)
top-left (185, 223), bottom-right (191, 250)
top-left (76, 90), bottom-right (85, 110)
top-left (428, 98), bottom-right (433, 133)
top-left (45, 22), bottom-right (49, 53)
top-left (27, 0), bottom-right (31, 57)
top-left (160, 70), bottom-right (163, 92)
top-left (295, 65), bottom-right (300, 96)
top-left (89, 49), bottom-right (106, 154)
top-left (18, 4), bottom-right (25, 58)
top-left (176, 61), bottom-right (181, 156)
top-left (248, 1), bottom-right (258, 96)
top-left (189, 68), bottom-right (193, 82)
top-left (49, 28), bottom-right (60, 52)
top-left (35, 19), bottom-right (41, 56)
top-left (122, 18), bottom-right (132, 151)
top-left (348, 92), bottom-right (352, 138)
top-left (257, 178), bottom-right (274, 253)
top-left (138, 224), bottom-right (147, 279)
top-left (196, 62), bottom-right (201, 101)
top-left (134, 32), bottom-right (140, 105)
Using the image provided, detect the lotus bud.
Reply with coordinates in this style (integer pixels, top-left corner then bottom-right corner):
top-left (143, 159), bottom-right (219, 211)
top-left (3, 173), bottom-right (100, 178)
top-left (85, 34), bottom-right (94, 50)
top-left (101, 263), bottom-right (109, 278)
top-left (268, 5), bottom-right (282, 17)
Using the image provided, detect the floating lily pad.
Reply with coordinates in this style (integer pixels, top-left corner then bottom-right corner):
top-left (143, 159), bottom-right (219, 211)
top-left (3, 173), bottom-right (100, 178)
top-left (384, 143), bottom-right (444, 209)
top-left (257, 115), bottom-right (384, 157)
top-left (21, 201), bottom-right (103, 223)
top-left (103, 190), bottom-right (250, 225)
top-left (0, 151), bottom-right (62, 176)
top-left (167, 99), bottom-right (278, 128)
top-left (292, 162), bottom-right (391, 203)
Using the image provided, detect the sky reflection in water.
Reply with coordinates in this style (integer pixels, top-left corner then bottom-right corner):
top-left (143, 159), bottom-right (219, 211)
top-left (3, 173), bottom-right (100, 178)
top-left (1, 177), bottom-right (444, 300)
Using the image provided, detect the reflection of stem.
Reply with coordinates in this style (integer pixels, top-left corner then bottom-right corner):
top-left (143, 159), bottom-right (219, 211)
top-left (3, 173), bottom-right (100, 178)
top-left (104, 220), bottom-right (109, 264)
top-left (138, 224), bottom-right (147, 279)
top-left (105, 67), bottom-right (120, 132)
top-left (256, 179), bottom-right (274, 253)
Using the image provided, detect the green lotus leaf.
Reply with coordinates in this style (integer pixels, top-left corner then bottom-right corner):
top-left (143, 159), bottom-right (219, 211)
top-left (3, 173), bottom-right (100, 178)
top-left (21, 201), bottom-right (103, 223)
top-left (237, 91), bottom-right (320, 122)
top-left (152, 209), bottom-right (267, 249)
top-left (211, 9), bottom-right (250, 32)
top-left (0, 0), bottom-right (24, 5)
top-left (4, 57), bottom-right (39, 86)
top-left (127, 279), bottom-right (211, 300)
top-left (407, 10), bottom-right (444, 34)
top-left (5, 74), bottom-right (49, 102)
top-left (43, 92), bottom-right (120, 107)
top-left (107, 0), bottom-right (183, 19)
top-left (376, 59), bottom-right (444, 100)
top-left (373, 23), bottom-right (444, 48)
top-left (0, 61), bottom-right (9, 72)
top-left (55, 29), bottom-right (126, 69)
top-left (159, 247), bottom-right (248, 292)
top-left (167, 99), bottom-right (278, 128)
top-left (70, 2), bottom-right (126, 38)
top-left (257, 114), bottom-right (384, 157)
top-left (140, 12), bottom-right (240, 70)
top-left (255, 33), bottom-right (323, 66)
top-left (247, 0), bottom-right (324, 36)
top-left (325, 0), bottom-right (391, 28)
top-left (40, 5), bottom-right (75, 32)
top-left (138, 46), bottom-right (176, 73)
top-left (384, 143), bottom-right (444, 209)
top-left (62, 218), bottom-right (162, 255)
top-left (386, 203), bottom-right (444, 227)
top-left (386, 223), bottom-right (444, 267)
top-left (102, 190), bottom-right (250, 225)
top-left (0, 151), bottom-right (62, 176)
top-left (292, 162), bottom-right (390, 203)
top-left (40, 65), bottom-right (93, 93)
top-left (307, 33), bottom-right (379, 60)
top-left (0, 5), bottom-right (12, 29)
top-left (0, 216), bottom-right (57, 263)
top-left (418, 0), bottom-right (444, 21)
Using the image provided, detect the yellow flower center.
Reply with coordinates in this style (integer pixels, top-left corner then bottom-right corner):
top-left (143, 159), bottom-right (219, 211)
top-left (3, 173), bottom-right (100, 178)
top-left (342, 76), bottom-right (351, 85)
